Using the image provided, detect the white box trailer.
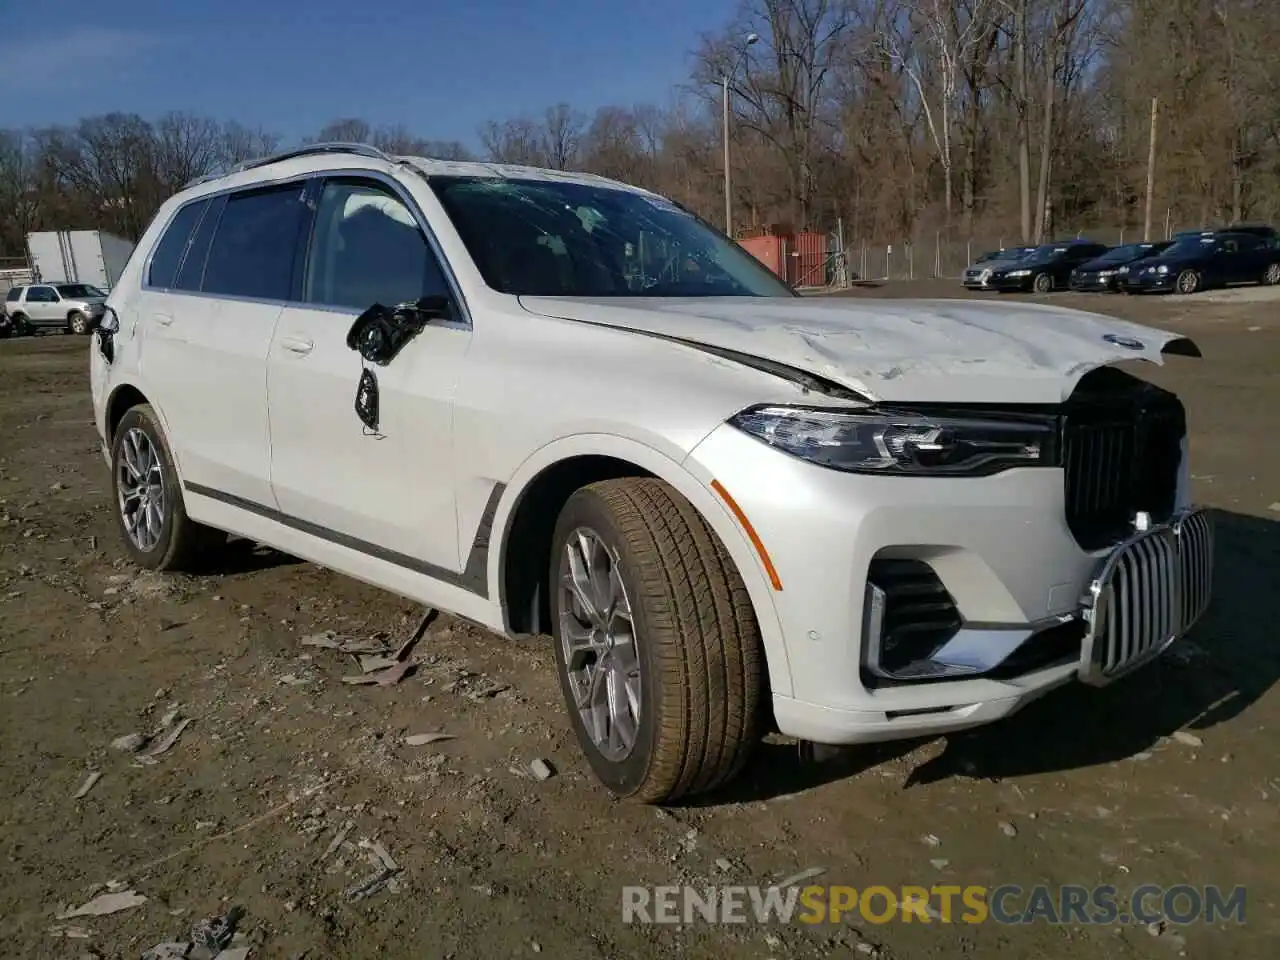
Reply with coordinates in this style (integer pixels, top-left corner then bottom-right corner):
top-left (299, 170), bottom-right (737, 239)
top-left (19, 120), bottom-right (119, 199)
top-left (26, 230), bottom-right (135, 291)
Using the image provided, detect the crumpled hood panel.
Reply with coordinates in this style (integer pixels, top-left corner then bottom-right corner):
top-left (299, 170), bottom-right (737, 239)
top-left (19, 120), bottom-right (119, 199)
top-left (519, 295), bottom-right (1198, 404)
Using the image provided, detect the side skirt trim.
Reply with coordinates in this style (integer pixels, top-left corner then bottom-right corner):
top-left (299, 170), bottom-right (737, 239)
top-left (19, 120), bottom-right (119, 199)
top-left (184, 482), bottom-right (506, 598)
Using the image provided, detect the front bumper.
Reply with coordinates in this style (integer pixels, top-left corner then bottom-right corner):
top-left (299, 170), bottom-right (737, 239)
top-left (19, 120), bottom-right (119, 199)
top-left (989, 275), bottom-right (1035, 292)
top-left (688, 424), bottom-right (1212, 745)
top-left (1069, 273), bottom-right (1119, 292)
top-left (1123, 273), bottom-right (1177, 293)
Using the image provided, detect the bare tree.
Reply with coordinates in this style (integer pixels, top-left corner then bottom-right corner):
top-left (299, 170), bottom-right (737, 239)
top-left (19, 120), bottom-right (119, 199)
top-left (541, 103), bottom-right (585, 170)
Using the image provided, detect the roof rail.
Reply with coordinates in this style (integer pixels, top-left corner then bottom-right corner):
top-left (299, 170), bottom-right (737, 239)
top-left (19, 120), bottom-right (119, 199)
top-left (184, 142), bottom-right (394, 188)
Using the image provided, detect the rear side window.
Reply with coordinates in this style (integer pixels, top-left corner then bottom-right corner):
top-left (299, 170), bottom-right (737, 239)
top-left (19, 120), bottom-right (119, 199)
top-left (174, 196), bottom-right (224, 292)
top-left (147, 199), bottom-right (209, 289)
top-left (5, 287), bottom-right (21, 302)
top-left (202, 183), bottom-right (307, 301)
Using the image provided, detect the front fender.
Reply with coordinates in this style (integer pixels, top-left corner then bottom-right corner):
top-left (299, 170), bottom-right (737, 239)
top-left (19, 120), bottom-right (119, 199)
top-left (487, 432), bottom-right (793, 698)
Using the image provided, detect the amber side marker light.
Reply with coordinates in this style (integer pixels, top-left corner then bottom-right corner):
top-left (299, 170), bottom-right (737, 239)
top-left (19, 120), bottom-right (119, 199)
top-left (710, 479), bottom-right (783, 591)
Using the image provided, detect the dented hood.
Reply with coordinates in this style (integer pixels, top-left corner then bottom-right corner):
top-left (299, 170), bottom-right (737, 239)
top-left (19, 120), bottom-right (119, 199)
top-left (519, 296), bottom-right (1199, 404)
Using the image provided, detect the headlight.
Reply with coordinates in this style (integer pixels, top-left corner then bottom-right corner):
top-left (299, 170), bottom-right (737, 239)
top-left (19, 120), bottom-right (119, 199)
top-left (728, 406), bottom-right (1055, 477)
top-left (1117, 266), bottom-right (1130, 274)
top-left (1157, 264), bottom-right (1169, 274)
top-left (1007, 269), bottom-right (1031, 277)
top-left (1098, 270), bottom-right (1113, 278)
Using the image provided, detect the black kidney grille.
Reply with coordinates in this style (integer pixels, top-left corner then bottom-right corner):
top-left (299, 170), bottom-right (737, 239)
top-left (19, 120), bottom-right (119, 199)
top-left (1063, 386), bottom-right (1185, 550)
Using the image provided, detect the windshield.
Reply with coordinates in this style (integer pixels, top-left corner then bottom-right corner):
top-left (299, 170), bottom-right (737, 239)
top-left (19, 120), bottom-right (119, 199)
top-left (1027, 243), bottom-right (1075, 260)
top-left (55, 284), bottom-right (106, 298)
top-left (1160, 238), bottom-right (1214, 258)
top-left (428, 176), bottom-right (796, 298)
top-left (1095, 244), bottom-right (1158, 264)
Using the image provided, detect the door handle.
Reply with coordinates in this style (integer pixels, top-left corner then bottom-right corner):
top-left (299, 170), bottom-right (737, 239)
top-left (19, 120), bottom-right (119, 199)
top-left (280, 335), bottom-right (314, 355)
top-left (153, 312), bottom-right (174, 327)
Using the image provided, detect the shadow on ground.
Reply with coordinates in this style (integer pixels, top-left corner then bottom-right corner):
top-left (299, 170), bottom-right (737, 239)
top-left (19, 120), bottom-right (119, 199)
top-left (696, 508), bottom-right (1278, 804)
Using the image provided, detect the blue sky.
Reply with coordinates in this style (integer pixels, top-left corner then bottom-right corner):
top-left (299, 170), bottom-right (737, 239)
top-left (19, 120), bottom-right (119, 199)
top-left (0, 0), bottom-right (737, 147)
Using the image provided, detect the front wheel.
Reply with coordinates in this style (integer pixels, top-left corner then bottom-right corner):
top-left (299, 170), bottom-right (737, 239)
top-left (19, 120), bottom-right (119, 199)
top-left (68, 311), bottom-right (91, 335)
top-left (550, 478), bottom-right (764, 803)
top-left (1176, 269), bottom-right (1201, 295)
top-left (1032, 272), bottom-right (1053, 293)
top-left (110, 404), bottom-right (223, 570)
top-left (1263, 263), bottom-right (1280, 286)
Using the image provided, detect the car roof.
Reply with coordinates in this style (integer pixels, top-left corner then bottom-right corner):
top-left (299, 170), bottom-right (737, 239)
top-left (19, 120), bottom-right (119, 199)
top-left (179, 142), bottom-right (653, 204)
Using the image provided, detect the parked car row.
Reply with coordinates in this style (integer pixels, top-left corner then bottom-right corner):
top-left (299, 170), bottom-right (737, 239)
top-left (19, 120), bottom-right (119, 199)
top-left (961, 224), bottom-right (1280, 296)
top-left (1, 282), bottom-right (109, 337)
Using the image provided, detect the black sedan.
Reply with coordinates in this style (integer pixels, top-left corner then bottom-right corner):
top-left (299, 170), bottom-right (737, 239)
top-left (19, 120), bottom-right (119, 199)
top-left (1069, 241), bottom-right (1173, 292)
top-left (986, 241), bottom-right (1111, 293)
top-left (1121, 231), bottom-right (1280, 294)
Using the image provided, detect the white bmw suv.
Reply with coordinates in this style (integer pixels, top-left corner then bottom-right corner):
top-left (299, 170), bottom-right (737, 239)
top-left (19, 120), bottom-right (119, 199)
top-left (90, 143), bottom-right (1214, 803)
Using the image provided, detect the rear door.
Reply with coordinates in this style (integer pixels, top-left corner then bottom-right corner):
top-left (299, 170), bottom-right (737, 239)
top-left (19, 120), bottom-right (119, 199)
top-left (140, 181), bottom-right (309, 507)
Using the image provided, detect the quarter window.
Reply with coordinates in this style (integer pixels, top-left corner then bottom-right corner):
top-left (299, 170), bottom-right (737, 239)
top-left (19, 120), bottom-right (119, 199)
top-left (175, 196), bottom-right (224, 292)
top-left (304, 179), bottom-right (450, 311)
top-left (5, 287), bottom-right (21, 302)
top-left (203, 183), bottom-right (307, 301)
top-left (147, 199), bottom-right (209, 289)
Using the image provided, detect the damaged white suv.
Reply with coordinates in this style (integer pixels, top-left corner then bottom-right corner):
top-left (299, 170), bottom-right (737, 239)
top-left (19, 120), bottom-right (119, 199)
top-left (90, 143), bottom-right (1213, 803)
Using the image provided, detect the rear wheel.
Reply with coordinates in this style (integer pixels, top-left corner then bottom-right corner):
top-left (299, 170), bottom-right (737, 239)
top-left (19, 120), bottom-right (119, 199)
top-left (68, 311), bottom-right (91, 335)
top-left (12, 313), bottom-right (31, 336)
top-left (1176, 269), bottom-right (1200, 295)
top-left (111, 404), bottom-right (222, 571)
top-left (1033, 272), bottom-right (1053, 293)
top-left (1263, 263), bottom-right (1280, 286)
top-left (550, 478), bottom-right (764, 803)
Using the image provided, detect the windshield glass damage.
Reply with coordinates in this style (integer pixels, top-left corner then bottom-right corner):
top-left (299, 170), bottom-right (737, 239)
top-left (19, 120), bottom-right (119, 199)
top-left (428, 176), bottom-right (797, 298)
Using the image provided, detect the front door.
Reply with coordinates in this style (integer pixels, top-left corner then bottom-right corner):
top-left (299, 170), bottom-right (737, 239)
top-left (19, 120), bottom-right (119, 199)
top-left (24, 285), bottom-right (60, 325)
top-left (266, 175), bottom-right (470, 576)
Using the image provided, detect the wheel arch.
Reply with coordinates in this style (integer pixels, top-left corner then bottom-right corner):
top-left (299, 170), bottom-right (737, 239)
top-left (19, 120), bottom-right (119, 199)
top-left (103, 381), bottom-right (189, 486)
top-left (490, 433), bottom-right (793, 698)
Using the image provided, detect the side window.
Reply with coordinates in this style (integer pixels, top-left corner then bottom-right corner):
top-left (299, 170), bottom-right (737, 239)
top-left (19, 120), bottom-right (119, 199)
top-left (5, 287), bottom-right (21, 303)
top-left (304, 178), bottom-right (450, 311)
top-left (174, 196), bottom-right (224, 292)
top-left (147, 199), bottom-right (209, 289)
top-left (28, 286), bottom-right (57, 302)
top-left (203, 183), bottom-right (307, 301)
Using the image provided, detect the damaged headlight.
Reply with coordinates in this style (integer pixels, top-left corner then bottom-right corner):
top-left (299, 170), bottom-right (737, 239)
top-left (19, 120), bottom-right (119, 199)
top-left (729, 406), bottom-right (1055, 477)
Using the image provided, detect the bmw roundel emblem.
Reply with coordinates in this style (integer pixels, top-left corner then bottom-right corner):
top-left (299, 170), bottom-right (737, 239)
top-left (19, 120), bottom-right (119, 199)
top-left (1102, 333), bottom-right (1145, 350)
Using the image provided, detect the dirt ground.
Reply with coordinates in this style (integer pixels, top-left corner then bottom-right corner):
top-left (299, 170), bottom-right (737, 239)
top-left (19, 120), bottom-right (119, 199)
top-left (1, 283), bottom-right (1276, 959)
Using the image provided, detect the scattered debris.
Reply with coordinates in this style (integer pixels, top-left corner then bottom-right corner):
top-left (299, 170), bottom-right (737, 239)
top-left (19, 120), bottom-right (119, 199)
top-left (136, 717), bottom-right (193, 765)
top-left (715, 858), bottom-right (733, 872)
top-left (344, 837), bottom-right (403, 901)
top-left (998, 821), bottom-right (1018, 838)
top-left (466, 682), bottom-right (511, 701)
top-left (320, 820), bottom-right (355, 861)
top-left (301, 632), bottom-right (391, 655)
top-left (1172, 731), bottom-right (1203, 748)
top-left (529, 758), bottom-right (555, 781)
top-left (768, 866), bottom-right (826, 891)
top-left (275, 674), bottom-right (311, 687)
top-left (358, 655), bottom-right (400, 674)
top-left (47, 925), bottom-right (92, 939)
top-left (1269, 502), bottom-right (1280, 513)
top-left (394, 607), bottom-right (437, 661)
top-left (404, 732), bottom-right (454, 747)
top-left (141, 942), bottom-right (192, 959)
top-left (921, 834), bottom-right (941, 848)
top-left (111, 732), bottom-right (148, 753)
top-left (73, 771), bottom-right (102, 799)
top-left (159, 704), bottom-right (182, 728)
top-left (340, 661), bottom-right (414, 686)
top-left (191, 904), bottom-right (245, 952)
top-left (930, 859), bottom-right (950, 870)
top-left (1147, 919), bottom-right (1166, 937)
top-left (56, 889), bottom-right (147, 919)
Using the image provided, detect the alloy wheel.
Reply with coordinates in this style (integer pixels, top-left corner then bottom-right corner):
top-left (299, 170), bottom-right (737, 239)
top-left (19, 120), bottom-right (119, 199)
top-left (117, 427), bottom-right (166, 551)
top-left (558, 527), bottom-right (641, 762)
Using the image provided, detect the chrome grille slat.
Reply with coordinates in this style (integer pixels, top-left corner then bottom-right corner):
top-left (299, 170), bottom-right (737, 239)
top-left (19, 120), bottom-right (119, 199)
top-left (1080, 507), bottom-right (1214, 686)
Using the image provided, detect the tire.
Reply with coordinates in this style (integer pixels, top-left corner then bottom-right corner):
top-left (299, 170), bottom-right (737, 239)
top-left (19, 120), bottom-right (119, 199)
top-left (1175, 269), bottom-right (1200, 295)
top-left (68, 311), bottom-right (91, 335)
top-left (1032, 272), bottom-right (1053, 293)
top-left (549, 477), bottom-right (764, 803)
top-left (110, 404), bottom-right (222, 571)
top-left (12, 313), bottom-right (31, 336)
top-left (1263, 263), bottom-right (1280, 286)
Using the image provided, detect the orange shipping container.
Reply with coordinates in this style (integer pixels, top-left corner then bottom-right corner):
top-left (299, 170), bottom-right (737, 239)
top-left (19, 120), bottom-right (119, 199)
top-left (737, 235), bottom-right (784, 278)
top-left (786, 231), bottom-right (828, 286)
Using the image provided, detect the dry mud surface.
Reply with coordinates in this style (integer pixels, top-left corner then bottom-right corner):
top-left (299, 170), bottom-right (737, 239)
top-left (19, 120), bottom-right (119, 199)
top-left (1, 284), bottom-right (1276, 959)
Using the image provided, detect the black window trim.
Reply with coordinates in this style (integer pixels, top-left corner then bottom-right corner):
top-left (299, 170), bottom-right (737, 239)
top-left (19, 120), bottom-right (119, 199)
top-left (138, 168), bottom-right (471, 328)
top-left (174, 193), bottom-right (227, 293)
top-left (143, 197), bottom-right (209, 291)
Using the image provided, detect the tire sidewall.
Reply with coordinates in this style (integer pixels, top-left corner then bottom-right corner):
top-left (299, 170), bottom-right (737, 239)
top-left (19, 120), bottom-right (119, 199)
top-left (69, 311), bottom-right (90, 335)
top-left (1034, 273), bottom-right (1052, 293)
top-left (1265, 263), bottom-right (1280, 285)
top-left (1176, 269), bottom-right (1199, 294)
top-left (549, 488), bottom-right (659, 796)
top-left (110, 406), bottom-right (183, 569)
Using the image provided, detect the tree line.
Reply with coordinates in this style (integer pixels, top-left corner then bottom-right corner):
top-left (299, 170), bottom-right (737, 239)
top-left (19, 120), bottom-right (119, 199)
top-left (3, 0), bottom-right (1278, 259)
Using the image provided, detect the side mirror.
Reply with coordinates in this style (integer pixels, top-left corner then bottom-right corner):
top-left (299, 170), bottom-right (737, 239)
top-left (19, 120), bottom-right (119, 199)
top-left (345, 295), bottom-right (451, 366)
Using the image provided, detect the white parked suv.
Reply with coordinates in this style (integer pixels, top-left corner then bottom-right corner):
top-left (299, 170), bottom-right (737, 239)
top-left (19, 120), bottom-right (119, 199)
top-left (90, 143), bottom-right (1214, 803)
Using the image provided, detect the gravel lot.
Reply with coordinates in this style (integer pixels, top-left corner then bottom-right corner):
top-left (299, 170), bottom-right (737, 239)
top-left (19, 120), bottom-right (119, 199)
top-left (1, 284), bottom-right (1276, 959)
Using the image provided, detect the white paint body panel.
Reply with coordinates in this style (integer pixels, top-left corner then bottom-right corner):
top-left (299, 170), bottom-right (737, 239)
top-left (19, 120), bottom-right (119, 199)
top-left (90, 152), bottom-right (1203, 749)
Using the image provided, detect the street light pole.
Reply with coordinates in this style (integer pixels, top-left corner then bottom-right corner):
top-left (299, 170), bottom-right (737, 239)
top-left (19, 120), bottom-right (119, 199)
top-left (722, 74), bottom-right (732, 235)
top-left (722, 32), bottom-right (758, 238)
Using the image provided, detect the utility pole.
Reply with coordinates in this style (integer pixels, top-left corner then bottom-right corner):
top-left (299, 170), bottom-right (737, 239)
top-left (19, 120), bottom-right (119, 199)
top-left (722, 75), bottom-right (732, 235)
top-left (1143, 97), bottom-right (1158, 242)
